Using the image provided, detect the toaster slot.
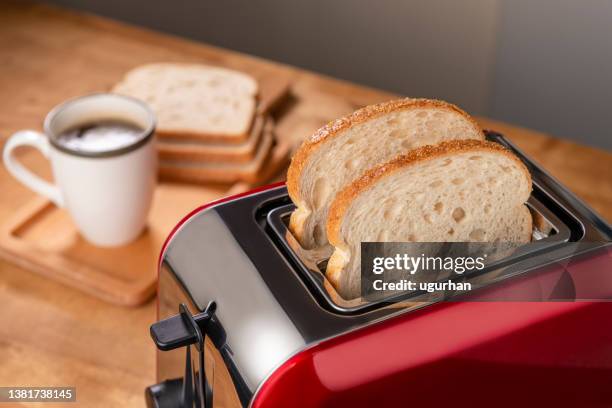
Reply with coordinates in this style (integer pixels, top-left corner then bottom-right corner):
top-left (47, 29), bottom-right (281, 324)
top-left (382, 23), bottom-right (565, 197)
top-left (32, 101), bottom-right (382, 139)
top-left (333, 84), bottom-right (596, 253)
top-left (265, 188), bottom-right (575, 314)
top-left (260, 131), bottom-right (610, 314)
top-left (255, 131), bottom-right (610, 314)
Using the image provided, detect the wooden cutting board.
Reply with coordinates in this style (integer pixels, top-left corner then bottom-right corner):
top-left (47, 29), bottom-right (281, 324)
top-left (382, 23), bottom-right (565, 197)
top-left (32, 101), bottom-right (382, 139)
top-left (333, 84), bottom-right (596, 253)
top-left (0, 182), bottom-right (248, 306)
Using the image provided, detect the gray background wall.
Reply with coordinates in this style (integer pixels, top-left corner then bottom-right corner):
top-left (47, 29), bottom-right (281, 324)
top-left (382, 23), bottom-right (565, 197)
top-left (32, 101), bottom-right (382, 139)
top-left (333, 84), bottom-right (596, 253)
top-left (46, 0), bottom-right (612, 150)
top-left (490, 0), bottom-right (612, 150)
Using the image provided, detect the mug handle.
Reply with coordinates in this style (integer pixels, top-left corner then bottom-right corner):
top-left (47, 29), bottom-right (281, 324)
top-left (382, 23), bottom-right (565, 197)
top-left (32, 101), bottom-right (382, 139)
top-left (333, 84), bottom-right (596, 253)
top-left (3, 130), bottom-right (64, 207)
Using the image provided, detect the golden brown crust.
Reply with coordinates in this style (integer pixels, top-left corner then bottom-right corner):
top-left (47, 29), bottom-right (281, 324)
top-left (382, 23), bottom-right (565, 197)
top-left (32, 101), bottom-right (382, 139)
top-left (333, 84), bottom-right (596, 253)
top-left (325, 248), bottom-right (346, 295)
top-left (325, 139), bottom-right (532, 249)
top-left (286, 98), bottom-right (484, 203)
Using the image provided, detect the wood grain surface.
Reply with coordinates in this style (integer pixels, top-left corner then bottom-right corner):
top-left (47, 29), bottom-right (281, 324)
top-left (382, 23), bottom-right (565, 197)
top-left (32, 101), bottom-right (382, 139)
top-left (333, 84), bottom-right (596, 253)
top-left (0, 184), bottom-right (235, 307)
top-left (0, 1), bottom-right (610, 407)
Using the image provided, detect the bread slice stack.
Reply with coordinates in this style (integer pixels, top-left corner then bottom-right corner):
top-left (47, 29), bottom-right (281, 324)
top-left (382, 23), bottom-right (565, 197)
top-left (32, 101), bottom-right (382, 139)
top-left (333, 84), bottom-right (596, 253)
top-left (287, 98), bottom-right (533, 299)
top-left (113, 63), bottom-right (289, 184)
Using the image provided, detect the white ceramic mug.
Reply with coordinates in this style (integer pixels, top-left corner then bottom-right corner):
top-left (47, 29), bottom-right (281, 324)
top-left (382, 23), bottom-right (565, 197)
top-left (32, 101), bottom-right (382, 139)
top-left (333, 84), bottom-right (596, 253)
top-left (3, 93), bottom-right (157, 247)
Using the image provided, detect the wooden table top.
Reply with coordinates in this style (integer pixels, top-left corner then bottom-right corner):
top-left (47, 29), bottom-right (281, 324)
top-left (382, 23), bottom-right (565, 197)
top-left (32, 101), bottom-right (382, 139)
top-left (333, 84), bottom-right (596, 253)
top-left (0, 2), bottom-right (610, 407)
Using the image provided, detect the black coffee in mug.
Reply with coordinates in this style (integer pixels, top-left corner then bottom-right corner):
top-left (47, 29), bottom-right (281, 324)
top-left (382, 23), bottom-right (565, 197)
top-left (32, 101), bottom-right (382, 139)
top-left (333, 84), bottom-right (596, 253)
top-left (56, 121), bottom-right (144, 153)
top-left (4, 93), bottom-right (156, 246)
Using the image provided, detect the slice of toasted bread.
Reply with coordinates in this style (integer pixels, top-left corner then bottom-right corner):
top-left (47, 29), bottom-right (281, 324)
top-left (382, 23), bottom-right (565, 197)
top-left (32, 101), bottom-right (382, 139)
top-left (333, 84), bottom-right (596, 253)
top-left (287, 98), bottom-right (485, 250)
top-left (112, 63), bottom-right (258, 142)
top-left (157, 115), bottom-right (266, 163)
top-left (325, 139), bottom-right (533, 299)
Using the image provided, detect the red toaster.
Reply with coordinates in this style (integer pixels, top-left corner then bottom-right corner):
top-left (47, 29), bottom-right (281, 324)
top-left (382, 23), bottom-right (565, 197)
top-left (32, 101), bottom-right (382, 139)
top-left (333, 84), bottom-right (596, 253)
top-left (146, 132), bottom-right (612, 408)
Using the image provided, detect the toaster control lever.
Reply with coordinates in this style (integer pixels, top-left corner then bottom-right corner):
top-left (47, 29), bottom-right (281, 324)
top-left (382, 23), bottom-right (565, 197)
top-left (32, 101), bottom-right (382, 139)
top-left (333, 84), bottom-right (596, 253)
top-left (150, 302), bottom-right (217, 351)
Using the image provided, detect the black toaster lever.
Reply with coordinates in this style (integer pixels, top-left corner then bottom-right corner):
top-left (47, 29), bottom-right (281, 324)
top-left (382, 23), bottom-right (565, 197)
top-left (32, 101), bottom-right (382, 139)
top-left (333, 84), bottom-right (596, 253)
top-left (148, 302), bottom-right (216, 408)
top-left (150, 302), bottom-right (217, 351)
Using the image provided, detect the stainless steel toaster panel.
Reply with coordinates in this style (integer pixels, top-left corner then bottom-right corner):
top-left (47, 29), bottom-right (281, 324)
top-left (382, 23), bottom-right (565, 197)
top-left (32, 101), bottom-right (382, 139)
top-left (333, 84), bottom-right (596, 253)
top-left (163, 210), bottom-right (306, 394)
